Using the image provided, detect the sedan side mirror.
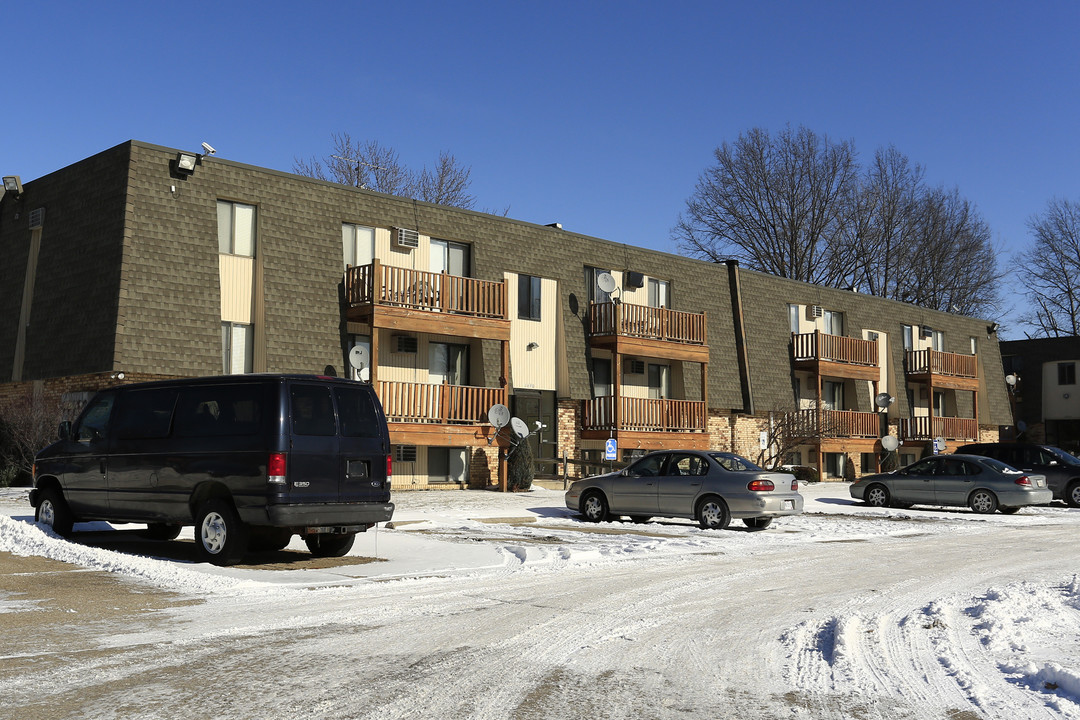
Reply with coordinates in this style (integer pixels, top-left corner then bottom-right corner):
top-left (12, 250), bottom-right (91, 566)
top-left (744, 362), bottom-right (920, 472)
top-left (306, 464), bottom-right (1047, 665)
top-left (57, 421), bottom-right (71, 440)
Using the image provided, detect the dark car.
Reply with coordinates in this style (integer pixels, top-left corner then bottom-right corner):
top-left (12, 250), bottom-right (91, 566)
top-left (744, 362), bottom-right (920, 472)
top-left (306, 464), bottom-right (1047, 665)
top-left (30, 374), bottom-right (394, 565)
top-left (565, 450), bottom-right (803, 530)
top-left (957, 442), bottom-right (1080, 507)
top-left (850, 454), bottom-right (1052, 514)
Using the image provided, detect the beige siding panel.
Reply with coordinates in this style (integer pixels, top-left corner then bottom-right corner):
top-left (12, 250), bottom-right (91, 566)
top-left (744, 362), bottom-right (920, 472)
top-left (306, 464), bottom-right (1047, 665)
top-left (508, 273), bottom-right (557, 391)
top-left (219, 254), bottom-right (254, 323)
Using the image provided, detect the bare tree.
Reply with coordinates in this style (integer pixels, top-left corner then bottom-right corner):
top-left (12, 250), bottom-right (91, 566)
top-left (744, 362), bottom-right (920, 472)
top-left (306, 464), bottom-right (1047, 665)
top-left (1018, 197), bottom-right (1080, 336)
top-left (0, 391), bottom-right (73, 484)
top-left (674, 126), bottom-right (858, 286)
top-left (294, 134), bottom-right (475, 209)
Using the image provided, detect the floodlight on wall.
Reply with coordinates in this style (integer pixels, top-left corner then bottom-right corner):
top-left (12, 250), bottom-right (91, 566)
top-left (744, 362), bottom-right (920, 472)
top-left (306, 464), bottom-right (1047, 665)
top-left (2, 175), bottom-right (23, 198)
top-left (175, 152), bottom-right (198, 175)
top-left (987, 322), bottom-right (1000, 336)
top-left (526, 341), bottom-right (539, 350)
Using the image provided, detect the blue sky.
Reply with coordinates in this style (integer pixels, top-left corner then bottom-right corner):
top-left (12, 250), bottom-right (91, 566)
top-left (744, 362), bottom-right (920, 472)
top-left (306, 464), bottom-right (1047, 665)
top-left (7, 1), bottom-right (1078, 336)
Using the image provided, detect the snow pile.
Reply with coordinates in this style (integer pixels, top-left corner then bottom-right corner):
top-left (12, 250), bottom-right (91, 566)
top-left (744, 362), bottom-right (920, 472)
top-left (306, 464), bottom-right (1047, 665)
top-left (0, 515), bottom-right (247, 593)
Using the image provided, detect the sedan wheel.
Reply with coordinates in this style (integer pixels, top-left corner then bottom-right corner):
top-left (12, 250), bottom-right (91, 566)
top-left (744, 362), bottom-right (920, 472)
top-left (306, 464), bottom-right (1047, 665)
top-left (1067, 481), bottom-right (1080, 509)
top-left (581, 492), bottom-right (609, 523)
top-left (969, 489), bottom-right (998, 514)
top-left (865, 484), bottom-right (890, 508)
top-left (697, 497), bottom-right (730, 530)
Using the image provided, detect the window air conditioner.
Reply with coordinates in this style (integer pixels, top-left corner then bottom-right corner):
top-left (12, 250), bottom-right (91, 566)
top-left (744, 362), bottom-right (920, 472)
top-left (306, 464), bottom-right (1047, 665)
top-left (29, 208), bottom-right (45, 229)
top-left (394, 445), bottom-right (417, 463)
top-left (808, 305), bottom-right (824, 319)
top-left (624, 359), bottom-right (645, 375)
top-left (394, 227), bottom-right (420, 249)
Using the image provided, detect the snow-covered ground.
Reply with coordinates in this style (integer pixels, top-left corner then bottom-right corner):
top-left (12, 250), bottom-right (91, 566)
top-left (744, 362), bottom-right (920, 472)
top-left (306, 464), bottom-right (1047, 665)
top-left (1, 483), bottom-right (1078, 719)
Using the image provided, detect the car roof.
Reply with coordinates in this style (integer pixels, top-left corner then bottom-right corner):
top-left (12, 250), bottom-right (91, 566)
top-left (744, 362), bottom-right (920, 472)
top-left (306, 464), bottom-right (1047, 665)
top-left (103, 374), bottom-right (365, 393)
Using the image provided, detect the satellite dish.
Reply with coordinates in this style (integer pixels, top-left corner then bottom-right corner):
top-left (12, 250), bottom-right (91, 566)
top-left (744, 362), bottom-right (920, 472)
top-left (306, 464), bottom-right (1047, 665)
top-left (510, 417), bottom-right (530, 439)
top-left (1005, 374), bottom-right (1018, 387)
top-left (874, 393), bottom-right (895, 409)
top-left (596, 272), bottom-right (617, 294)
top-left (348, 345), bottom-right (369, 370)
top-left (358, 367), bottom-right (370, 382)
top-left (487, 404), bottom-right (510, 429)
top-left (934, 437), bottom-right (947, 452)
top-left (881, 435), bottom-right (900, 452)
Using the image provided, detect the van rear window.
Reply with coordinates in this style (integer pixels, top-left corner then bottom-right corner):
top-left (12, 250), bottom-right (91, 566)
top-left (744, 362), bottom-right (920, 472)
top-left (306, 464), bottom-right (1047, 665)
top-left (174, 385), bottom-right (264, 437)
top-left (334, 386), bottom-right (381, 438)
top-left (290, 385), bottom-right (336, 436)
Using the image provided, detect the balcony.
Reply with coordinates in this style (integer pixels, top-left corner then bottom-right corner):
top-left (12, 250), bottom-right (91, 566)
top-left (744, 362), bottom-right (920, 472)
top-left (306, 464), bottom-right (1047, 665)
top-left (588, 302), bottom-right (708, 363)
top-left (581, 396), bottom-right (708, 449)
top-left (345, 260), bottom-right (510, 341)
top-left (786, 409), bottom-right (882, 439)
top-left (905, 349), bottom-right (979, 391)
top-left (791, 332), bottom-right (879, 380)
top-left (899, 416), bottom-right (979, 443)
top-left (377, 380), bottom-right (506, 446)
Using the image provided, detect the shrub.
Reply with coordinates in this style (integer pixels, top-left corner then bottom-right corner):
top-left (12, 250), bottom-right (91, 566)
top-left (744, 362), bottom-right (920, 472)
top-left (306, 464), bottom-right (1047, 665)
top-left (0, 391), bottom-right (72, 486)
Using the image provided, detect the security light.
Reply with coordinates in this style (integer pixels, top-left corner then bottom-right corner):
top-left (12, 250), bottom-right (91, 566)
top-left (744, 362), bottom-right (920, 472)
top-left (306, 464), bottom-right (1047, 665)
top-left (2, 175), bottom-right (23, 196)
top-left (176, 152), bottom-right (198, 175)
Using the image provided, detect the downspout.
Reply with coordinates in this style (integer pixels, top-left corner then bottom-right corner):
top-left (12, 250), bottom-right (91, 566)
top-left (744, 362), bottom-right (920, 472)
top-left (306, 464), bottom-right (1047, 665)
top-left (725, 260), bottom-right (754, 415)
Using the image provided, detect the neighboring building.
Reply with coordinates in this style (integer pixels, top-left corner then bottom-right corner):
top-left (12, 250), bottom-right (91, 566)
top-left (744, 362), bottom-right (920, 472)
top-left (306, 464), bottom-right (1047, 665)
top-left (999, 337), bottom-right (1080, 453)
top-left (0, 141), bottom-right (1012, 486)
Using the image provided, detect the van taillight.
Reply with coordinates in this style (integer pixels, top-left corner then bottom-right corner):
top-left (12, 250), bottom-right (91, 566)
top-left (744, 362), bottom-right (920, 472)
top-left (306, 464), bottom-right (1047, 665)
top-left (268, 453), bottom-right (287, 485)
top-left (387, 455), bottom-right (393, 477)
top-left (748, 479), bottom-right (775, 492)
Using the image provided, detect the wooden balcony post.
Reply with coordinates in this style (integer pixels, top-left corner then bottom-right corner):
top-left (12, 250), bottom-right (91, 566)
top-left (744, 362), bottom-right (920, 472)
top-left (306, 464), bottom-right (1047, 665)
top-left (612, 348), bottom-right (621, 431)
top-left (371, 258), bottom-right (382, 303)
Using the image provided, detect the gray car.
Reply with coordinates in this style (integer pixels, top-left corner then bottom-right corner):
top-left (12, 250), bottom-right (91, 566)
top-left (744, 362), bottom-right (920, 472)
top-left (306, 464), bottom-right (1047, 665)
top-left (957, 442), bottom-right (1080, 507)
top-left (850, 454), bottom-right (1053, 514)
top-left (564, 450), bottom-right (803, 530)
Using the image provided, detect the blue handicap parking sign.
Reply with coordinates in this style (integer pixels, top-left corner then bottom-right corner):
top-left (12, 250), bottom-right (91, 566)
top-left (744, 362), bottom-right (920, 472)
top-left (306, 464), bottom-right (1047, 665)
top-left (604, 438), bottom-right (618, 460)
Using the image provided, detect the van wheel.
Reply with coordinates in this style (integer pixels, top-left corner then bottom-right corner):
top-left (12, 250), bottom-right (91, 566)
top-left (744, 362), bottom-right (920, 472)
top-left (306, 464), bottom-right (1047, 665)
top-left (194, 499), bottom-right (249, 566)
top-left (36, 487), bottom-right (74, 537)
top-left (139, 523), bottom-right (182, 541)
top-left (305, 533), bottom-right (355, 558)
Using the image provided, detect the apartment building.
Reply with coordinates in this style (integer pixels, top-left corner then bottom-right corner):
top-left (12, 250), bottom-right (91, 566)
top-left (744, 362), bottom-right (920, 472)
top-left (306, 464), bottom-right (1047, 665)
top-left (0, 141), bottom-right (1013, 486)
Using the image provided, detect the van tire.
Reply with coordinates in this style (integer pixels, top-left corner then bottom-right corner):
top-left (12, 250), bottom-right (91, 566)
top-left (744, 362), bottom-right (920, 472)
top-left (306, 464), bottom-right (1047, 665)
top-left (194, 498), bottom-right (249, 566)
top-left (305, 532), bottom-right (355, 558)
top-left (36, 487), bottom-right (74, 537)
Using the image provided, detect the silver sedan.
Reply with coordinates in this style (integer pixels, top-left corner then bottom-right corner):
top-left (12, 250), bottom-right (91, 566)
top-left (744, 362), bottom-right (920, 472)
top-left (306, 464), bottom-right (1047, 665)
top-left (564, 450), bottom-right (803, 530)
top-left (850, 454), bottom-right (1053, 514)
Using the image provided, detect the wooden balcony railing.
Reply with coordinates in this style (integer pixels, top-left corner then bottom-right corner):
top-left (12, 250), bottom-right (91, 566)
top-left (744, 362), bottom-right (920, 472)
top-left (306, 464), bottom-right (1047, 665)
top-left (786, 409), bottom-right (881, 439)
top-left (345, 260), bottom-right (507, 319)
top-left (791, 332), bottom-right (878, 366)
top-left (582, 396), bottom-right (707, 433)
top-left (905, 349), bottom-right (977, 379)
top-left (898, 416), bottom-right (979, 442)
top-left (377, 381), bottom-right (506, 424)
top-left (589, 302), bottom-right (706, 345)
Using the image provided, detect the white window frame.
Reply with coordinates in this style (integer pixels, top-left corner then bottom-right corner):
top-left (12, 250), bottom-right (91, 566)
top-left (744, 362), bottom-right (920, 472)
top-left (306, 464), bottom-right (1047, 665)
top-left (343, 223), bottom-right (375, 270)
top-left (221, 322), bottom-right (253, 374)
top-left (217, 201), bottom-right (256, 257)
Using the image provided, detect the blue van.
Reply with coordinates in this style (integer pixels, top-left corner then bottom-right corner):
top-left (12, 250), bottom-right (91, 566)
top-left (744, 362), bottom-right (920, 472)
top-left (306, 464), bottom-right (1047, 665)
top-left (30, 375), bottom-right (394, 565)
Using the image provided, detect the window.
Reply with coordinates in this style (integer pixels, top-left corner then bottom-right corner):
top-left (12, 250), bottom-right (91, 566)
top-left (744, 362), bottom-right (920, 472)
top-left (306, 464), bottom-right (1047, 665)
top-left (73, 393), bottom-right (116, 444)
top-left (290, 385), bottom-right (336, 436)
top-left (861, 453), bottom-right (877, 474)
top-left (342, 223), bottom-right (374, 269)
top-left (709, 452), bottom-right (762, 471)
top-left (932, 330), bottom-right (945, 352)
top-left (221, 322), bottom-right (253, 374)
top-left (430, 239), bottom-right (470, 276)
top-left (174, 385), bottom-right (265, 438)
top-left (428, 447), bottom-right (467, 483)
top-left (1059, 362), bottom-right (1076, 386)
top-left (823, 381), bottom-right (844, 411)
top-left (334, 386), bottom-right (381, 438)
top-left (114, 388), bottom-right (178, 440)
top-left (933, 391), bottom-right (946, 416)
top-left (785, 451), bottom-right (803, 466)
top-left (647, 278), bottom-right (669, 308)
top-left (902, 325), bottom-right (914, 350)
top-left (518, 274), bottom-right (542, 320)
top-left (648, 363), bottom-right (671, 400)
top-left (217, 201), bottom-right (256, 256)
top-left (823, 309), bottom-right (843, 336)
top-left (669, 453), bottom-right (709, 476)
top-left (585, 266), bottom-right (612, 303)
top-left (626, 453), bottom-right (668, 477)
top-left (789, 304), bottom-right (800, 334)
top-left (591, 358), bottom-right (612, 398)
top-left (430, 342), bottom-right (469, 385)
top-left (970, 336), bottom-right (977, 355)
top-left (824, 452), bottom-right (846, 478)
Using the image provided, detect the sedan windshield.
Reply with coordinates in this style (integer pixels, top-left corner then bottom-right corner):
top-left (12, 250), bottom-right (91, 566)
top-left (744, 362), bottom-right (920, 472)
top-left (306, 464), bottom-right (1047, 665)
top-left (708, 452), bottom-right (763, 471)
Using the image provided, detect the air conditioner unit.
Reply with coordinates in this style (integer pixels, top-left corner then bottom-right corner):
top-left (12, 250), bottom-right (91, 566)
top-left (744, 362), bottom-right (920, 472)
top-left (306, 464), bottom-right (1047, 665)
top-left (394, 227), bottom-right (420, 249)
top-left (808, 305), bottom-right (824, 319)
top-left (394, 445), bottom-right (417, 463)
top-left (29, 208), bottom-right (45, 229)
top-left (624, 359), bottom-right (645, 375)
top-left (921, 325), bottom-right (933, 339)
top-left (624, 271), bottom-right (645, 289)
top-left (393, 335), bottom-right (418, 353)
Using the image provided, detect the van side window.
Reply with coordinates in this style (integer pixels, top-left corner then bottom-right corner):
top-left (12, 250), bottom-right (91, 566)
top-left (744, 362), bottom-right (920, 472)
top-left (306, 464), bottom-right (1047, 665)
top-left (74, 393), bottom-right (116, 444)
top-left (175, 385), bottom-right (264, 437)
top-left (114, 388), bottom-right (178, 439)
top-left (334, 386), bottom-right (381, 438)
top-left (291, 385), bottom-right (336, 436)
